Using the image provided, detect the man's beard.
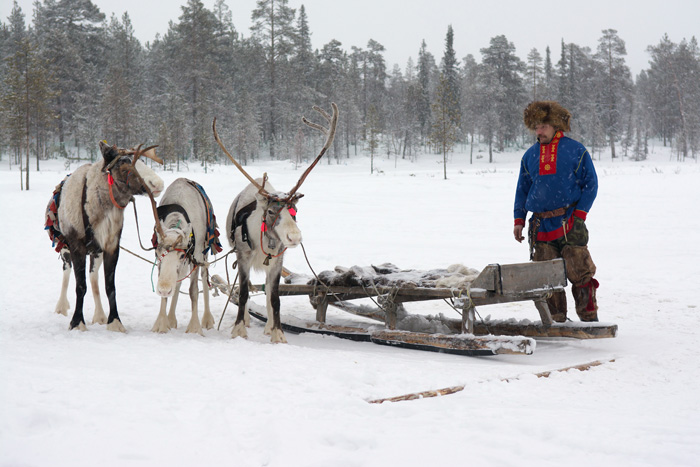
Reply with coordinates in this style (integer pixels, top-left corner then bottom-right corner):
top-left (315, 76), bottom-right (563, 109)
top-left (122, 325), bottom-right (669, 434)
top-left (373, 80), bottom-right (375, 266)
top-left (537, 135), bottom-right (553, 145)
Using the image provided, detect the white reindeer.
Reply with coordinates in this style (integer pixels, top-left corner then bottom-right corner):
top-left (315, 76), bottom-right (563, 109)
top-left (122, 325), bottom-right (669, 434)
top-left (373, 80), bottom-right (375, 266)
top-left (213, 103), bottom-right (338, 343)
top-left (45, 142), bottom-right (164, 331)
top-left (151, 178), bottom-right (222, 335)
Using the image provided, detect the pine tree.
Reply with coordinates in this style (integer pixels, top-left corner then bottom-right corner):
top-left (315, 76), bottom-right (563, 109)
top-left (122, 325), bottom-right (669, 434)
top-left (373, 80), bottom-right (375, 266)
top-left (33, 0), bottom-right (105, 157)
top-left (595, 29), bottom-right (633, 159)
top-left (526, 48), bottom-right (543, 101)
top-left (251, 0), bottom-right (296, 159)
top-left (441, 25), bottom-right (461, 131)
top-left (416, 40), bottom-right (434, 142)
top-left (366, 104), bottom-right (381, 174)
top-left (480, 35), bottom-right (526, 149)
top-left (430, 73), bottom-right (460, 179)
top-left (1, 2), bottom-right (55, 189)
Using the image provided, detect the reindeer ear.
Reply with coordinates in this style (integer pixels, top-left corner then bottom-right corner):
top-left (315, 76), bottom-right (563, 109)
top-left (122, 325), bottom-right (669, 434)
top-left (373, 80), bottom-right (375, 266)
top-left (254, 191), bottom-right (268, 204)
top-left (99, 141), bottom-right (119, 164)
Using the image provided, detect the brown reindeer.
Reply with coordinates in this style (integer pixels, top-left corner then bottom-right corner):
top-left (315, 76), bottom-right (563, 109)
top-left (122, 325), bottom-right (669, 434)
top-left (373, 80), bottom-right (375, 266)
top-left (213, 103), bottom-right (338, 343)
top-left (46, 142), bottom-right (164, 331)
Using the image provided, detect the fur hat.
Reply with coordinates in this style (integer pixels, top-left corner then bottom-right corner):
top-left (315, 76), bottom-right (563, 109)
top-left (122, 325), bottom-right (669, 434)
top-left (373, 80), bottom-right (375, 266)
top-left (523, 101), bottom-right (571, 132)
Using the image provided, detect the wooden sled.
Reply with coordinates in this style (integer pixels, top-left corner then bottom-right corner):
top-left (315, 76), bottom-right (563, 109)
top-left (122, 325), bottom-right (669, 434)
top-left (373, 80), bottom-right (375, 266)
top-left (213, 259), bottom-right (617, 356)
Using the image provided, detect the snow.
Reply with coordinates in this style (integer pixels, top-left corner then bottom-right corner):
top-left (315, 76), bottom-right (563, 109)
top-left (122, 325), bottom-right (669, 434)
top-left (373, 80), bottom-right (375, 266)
top-left (1, 144), bottom-right (699, 466)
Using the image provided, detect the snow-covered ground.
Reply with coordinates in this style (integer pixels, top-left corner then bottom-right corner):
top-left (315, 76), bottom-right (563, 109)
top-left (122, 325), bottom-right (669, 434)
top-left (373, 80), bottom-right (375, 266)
top-left (1, 143), bottom-right (699, 466)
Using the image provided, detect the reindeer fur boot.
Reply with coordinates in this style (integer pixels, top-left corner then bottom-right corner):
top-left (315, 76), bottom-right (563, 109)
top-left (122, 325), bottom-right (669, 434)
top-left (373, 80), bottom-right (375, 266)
top-left (561, 244), bottom-right (598, 321)
top-left (573, 279), bottom-right (599, 321)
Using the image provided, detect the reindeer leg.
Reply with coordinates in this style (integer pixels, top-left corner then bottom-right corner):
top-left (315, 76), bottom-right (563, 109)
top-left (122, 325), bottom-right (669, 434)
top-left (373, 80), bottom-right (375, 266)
top-left (200, 266), bottom-right (215, 330)
top-left (186, 272), bottom-right (203, 336)
top-left (152, 297), bottom-right (171, 333)
top-left (55, 249), bottom-right (72, 316)
top-left (231, 268), bottom-right (249, 339)
top-left (68, 247), bottom-right (88, 331)
top-left (103, 248), bottom-right (126, 333)
top-left (266, 266), bottom-right (287, 344)
top-left (167, 282), bottom-right (181, 329)
top-left (90, 253), bottom-right (107, 325)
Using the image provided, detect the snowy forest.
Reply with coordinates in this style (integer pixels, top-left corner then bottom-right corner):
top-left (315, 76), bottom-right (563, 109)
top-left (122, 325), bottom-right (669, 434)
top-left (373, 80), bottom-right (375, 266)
top-left (1, 0), bottom-right (699, 184)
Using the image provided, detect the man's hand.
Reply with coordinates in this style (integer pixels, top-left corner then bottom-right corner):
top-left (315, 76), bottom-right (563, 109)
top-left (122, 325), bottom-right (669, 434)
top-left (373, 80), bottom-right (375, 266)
top-left (514, 225), bottom-right (525, 243)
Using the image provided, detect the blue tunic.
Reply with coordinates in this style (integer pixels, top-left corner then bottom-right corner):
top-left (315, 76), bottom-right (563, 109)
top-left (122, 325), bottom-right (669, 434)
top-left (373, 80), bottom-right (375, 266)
top-left (514, 134), bottom-right (598, 241)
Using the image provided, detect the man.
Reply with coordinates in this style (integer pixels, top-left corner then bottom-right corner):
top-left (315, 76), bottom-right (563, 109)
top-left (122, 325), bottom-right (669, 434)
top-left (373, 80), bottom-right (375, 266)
top-left (513, 101), bottom-right (599, 322)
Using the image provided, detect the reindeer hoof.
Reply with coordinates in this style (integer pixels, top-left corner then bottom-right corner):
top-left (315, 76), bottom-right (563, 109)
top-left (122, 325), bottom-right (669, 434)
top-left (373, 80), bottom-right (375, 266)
top-left (270, 329), bottom-right (287, 344)
top-left (231, 322), bottom-right (248, 339)
top-left (201, 311), bottom-right (215, 330)
top-left (151, 317), bottom-right (171, 333)
top-left (92, 308), bottom-right (107, 325)
top-left (70, 322), bottom-right (88, 332)
top-left (55, 303), bottom-right (69, 316)
top-left (106, 320), bottom-right (126, 333)
top-left (186, 322), bottom-right (204, 336)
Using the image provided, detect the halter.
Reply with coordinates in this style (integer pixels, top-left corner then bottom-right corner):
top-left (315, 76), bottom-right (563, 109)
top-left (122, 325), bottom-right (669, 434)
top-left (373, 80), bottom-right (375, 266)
top-left (259, 201), bottom-right (297, 265)
top-left (104, 156), bottom-right (134, 210)
top-left (157, 246), bottom-right (198, 282)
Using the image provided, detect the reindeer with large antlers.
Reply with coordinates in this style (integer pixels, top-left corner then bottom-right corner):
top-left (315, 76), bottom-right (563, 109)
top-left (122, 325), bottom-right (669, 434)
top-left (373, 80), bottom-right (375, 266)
top-left (45, 141), bottom-right (164, 331)
top-left (213, 103), bottom-right (338, 343)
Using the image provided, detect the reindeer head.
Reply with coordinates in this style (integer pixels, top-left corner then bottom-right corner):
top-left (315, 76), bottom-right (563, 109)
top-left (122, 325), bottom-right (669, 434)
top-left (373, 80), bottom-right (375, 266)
top-left (154, 212), bottom-right (195, 297)
top-left (99, 141), bottom-right (165, 199)
top-left (255, 177), bottom-right (303, 250)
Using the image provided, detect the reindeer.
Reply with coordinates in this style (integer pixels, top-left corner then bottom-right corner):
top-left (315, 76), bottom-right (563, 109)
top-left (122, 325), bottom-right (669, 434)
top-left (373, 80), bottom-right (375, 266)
top-left (150, 178), bottom-right (223, 335)
top-left (45, 141), bottom-right (164, 331)
top-left (213, 103), bottom-right (338, 343)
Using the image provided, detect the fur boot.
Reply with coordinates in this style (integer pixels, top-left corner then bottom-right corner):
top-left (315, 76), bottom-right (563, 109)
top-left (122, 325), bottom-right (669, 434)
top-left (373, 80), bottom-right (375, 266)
top-left (573, 279), bottom-right (599, 321)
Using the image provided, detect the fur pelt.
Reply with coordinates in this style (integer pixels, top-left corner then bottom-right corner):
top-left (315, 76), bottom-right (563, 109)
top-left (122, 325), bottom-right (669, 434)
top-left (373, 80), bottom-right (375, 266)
top-left (523, 101), bottom-right (571, 132)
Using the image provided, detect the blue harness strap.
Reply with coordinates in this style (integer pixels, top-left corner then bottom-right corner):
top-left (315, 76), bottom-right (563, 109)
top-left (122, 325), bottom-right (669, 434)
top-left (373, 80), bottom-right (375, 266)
top-left (186, 180), bottom-right (223, 255)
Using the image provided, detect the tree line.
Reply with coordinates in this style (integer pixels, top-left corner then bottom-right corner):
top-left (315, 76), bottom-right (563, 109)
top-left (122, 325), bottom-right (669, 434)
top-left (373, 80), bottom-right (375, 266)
top-left (1, 0), bottom-right (699, 188)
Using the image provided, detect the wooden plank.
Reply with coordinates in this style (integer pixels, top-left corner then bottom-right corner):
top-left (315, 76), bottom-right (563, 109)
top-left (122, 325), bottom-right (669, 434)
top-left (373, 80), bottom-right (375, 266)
top-left (368, 359), bottom-right (615, 404)
top-left (499, 259), bottom-right (567, 293)
top-left (370, 330), bottom-right (535, 356)
top-left (408, 315), bottom-right (618, 340)
top-left (474, 321), bottom-right (618, 339)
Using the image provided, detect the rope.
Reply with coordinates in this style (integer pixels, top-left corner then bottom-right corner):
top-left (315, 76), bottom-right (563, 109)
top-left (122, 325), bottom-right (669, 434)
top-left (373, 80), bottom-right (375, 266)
top-left (120, 245), bottom-right (155, 265)
top-left (217, 271), bottom-right (239, 331)
top-left (130, 202), bottom-right (155, 252)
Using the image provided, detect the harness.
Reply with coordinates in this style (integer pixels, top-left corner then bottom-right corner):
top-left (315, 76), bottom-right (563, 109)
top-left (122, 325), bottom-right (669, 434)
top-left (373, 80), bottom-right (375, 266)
top-left (81, 180), bottom-right (102, 255)
top-left (186, 179), bottom-right (223, 255)
top-left (232, 200), bottom-right (257, 250)
top-left (151, 181), bottom-right (222, 279)
top-left (45, 176), bottom-right (69, 253)
top-left (229, 198), bottom-right (298, 266)
top-left (152, 204), bottom-right (196, 260)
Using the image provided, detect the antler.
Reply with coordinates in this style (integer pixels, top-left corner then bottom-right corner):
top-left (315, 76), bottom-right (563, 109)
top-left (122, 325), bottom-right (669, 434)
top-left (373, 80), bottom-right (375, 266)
top-left (212, 102), bottom-right (339, 202)
top-left (129, 144), bottom-right (163, 166)
top-left (287, 102), bottom-right (339, 199)
top-left (212, 117), bottom-right (272, 198)
top-left (121, 143), bottom-right (166, 240)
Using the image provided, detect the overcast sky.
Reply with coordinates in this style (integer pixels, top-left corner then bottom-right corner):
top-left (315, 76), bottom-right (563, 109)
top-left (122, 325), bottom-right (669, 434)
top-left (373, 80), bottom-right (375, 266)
top-left (3, 0), bottom-right (699, 76)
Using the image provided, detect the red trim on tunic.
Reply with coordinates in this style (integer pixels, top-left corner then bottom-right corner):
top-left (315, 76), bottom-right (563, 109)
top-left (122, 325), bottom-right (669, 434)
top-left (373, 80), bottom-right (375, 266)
top-left (514, 218), bottom-right (525, 226)
top-left (574, 209), bottom-right (587, 220)
top-left (537, 214), bottom-right (574, 242)
top-left (539, 131), bottom-right (563, 175)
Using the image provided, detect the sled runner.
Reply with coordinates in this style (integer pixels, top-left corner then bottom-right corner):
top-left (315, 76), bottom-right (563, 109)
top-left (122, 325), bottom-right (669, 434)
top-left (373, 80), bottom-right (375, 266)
top-left (212, 258), bottom-right (617, 356)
